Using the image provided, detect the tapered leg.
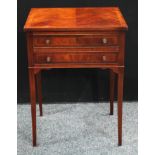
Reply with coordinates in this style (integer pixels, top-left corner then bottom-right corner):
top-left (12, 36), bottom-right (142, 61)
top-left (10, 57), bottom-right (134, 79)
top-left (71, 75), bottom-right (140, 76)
top-left (29, 68), bottom-right (37, 146)
top-left (117, 70), bottom-right (124, 146)
top-left (109, 69), bottom-right (115, 115)
top-left (36, 72), bottom-right (43, 116)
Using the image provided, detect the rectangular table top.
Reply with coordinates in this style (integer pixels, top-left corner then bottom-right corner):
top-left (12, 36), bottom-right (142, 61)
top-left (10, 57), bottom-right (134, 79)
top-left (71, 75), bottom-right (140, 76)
top-left (24, 7), bottom-right (128, 31)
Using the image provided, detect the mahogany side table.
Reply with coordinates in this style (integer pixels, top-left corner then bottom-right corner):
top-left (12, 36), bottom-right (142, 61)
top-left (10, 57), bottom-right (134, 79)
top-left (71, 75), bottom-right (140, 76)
top-left (24, 7), bottom-right (128, 146)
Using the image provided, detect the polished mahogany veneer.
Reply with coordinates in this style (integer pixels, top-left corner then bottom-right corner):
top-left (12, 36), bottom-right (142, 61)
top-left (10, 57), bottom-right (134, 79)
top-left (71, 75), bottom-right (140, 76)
top-left (24, 8), bottom-right (127, 31)
top-left (33, 34), bottom-right (118, 47)
top-left (24, 7), bottom-right (128, 146)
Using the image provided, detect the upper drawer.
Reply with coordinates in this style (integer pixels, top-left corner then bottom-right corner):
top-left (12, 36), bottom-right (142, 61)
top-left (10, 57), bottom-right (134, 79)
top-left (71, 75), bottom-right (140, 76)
top-left (33, 35), bottom-right (118, 47)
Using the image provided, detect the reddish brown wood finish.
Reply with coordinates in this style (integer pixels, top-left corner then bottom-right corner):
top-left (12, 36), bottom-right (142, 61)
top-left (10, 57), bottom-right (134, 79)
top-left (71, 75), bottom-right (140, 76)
top-left (36, 72), bottom-right (43, 116)
top-left (33, 46), bottom-right (120, 53)
top-left (117, 68), bottom-right (124, 146)
top-left (28, 68), bottom-right (37, 146)
top-left (33, 35), bottom-right (118, 47)
top-left (24, 7), bottom-right (128, 146)
top-left (34, 53), bottom-right (118, 64)
top-left (109, 69), bottom-right (115, 115)
top-left (24, 7), bottom-right (127, 31)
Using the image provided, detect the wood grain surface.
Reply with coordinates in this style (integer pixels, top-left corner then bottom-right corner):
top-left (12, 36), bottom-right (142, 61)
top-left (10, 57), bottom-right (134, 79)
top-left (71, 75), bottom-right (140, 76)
top-left (24, 7), bottom-right (128, 31)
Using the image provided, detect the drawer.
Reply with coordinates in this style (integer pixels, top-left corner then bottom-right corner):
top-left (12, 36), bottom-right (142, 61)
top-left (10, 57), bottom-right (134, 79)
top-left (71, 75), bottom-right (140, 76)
top-left (34, 53), bottom-right (118, 64)
top-left (33, 35), bottom-right (118, 47)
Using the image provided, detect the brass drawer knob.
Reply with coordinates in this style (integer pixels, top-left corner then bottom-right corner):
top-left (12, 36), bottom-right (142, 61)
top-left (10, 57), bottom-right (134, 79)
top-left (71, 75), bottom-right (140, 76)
top-left (45, 39), bottom-right (50, 44)
top-left (46, 56), bottom-right (51, 62)
top-left (102, 56), bottom-right (106, 61)
top-left (102, 38), bottom-right (107, 44)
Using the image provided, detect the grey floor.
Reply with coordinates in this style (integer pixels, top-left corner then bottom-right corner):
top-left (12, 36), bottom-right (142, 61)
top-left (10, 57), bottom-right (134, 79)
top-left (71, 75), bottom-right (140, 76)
top-left (17, 102), bottom-right (138, 155)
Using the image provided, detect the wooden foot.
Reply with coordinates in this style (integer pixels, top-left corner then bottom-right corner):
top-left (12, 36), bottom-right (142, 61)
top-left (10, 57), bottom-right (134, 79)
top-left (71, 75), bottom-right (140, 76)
top-left (29, 68), bottom-right (37, 146)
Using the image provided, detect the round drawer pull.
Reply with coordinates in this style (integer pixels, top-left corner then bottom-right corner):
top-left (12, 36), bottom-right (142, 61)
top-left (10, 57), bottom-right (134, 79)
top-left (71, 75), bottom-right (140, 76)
top-left (102, 56), bottom-right (106, 61)
top-left (45, 39), bottom-right (50, 44)
top-left (102, 38), bottom-right (107, 44)
top-left (46, 56), bottom-right (51, 62)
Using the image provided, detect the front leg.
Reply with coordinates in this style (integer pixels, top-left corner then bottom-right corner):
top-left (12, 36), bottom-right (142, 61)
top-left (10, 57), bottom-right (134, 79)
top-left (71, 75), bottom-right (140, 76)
top-left (117, 69), bottom-right (124, 146)
top-left (109, 69), bottom-right (115, 115)
top-left (36, 72), bottom-right (43, 116)
top-left (29, 68), bottom-right (37, 146)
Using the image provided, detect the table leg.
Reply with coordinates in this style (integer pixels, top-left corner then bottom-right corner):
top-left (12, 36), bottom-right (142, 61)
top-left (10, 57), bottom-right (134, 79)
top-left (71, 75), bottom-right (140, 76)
top-left (29, 68), bottom-right (37, 146)
top-left (109, 69), bottom-right (115, 115)
top-left (36, 72), bottom-right (43, 116)
top-left (117, 69), bottom-right (124, 146)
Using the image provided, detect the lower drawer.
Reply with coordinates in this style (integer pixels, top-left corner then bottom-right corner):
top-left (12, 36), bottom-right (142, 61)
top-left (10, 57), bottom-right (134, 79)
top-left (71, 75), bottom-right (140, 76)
top-left (34, 53), bottom-right (118, 64)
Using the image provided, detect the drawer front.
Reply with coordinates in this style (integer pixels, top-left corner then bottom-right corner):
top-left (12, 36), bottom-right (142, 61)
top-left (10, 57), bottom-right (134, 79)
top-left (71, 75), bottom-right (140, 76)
top-left (33, 35), bottom-right (118, 47)
top-left (34, 53), bottom-right (118, 64)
